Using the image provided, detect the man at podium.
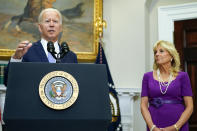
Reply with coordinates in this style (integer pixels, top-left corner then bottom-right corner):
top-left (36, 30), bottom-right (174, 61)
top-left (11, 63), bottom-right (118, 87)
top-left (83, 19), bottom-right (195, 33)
top-left (4, 8), bottom-right (78, 86)
top-left (3, 8), bottom-right (111, 131)
top-left (10, 8), bottom-right (77, 63)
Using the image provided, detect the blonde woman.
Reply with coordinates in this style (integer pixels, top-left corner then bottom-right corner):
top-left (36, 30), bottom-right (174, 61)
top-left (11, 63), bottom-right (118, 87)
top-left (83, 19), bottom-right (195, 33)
top-left (141, 40), bottom-right (193, 131)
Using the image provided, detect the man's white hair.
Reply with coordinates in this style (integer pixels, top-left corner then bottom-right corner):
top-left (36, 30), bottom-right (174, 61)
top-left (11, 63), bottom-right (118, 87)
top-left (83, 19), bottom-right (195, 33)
top-left (38, 8), bottom-right (62, 24)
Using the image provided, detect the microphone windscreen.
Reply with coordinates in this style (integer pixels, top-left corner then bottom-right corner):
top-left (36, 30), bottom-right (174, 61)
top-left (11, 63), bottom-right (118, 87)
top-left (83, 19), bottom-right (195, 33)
top-left (47, 41), bottom-right (55, 53)
top-left (61, 42), bottom-right (69, 53)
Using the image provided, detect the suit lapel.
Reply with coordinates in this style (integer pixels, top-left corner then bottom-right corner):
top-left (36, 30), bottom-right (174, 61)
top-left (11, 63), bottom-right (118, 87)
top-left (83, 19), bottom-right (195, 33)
top-left (35, 41), bottom-right (48, 62)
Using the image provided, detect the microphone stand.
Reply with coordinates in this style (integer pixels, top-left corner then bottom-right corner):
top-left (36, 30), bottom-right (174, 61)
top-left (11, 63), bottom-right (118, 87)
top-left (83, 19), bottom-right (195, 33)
top-left (49, 41), bottom-right (69, 63)
top-left (56, 53), bottom-right (61, 63)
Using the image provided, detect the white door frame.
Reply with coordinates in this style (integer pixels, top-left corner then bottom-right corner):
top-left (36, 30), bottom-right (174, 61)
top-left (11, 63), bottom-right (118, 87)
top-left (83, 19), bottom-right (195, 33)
top-left (158, 2), bottom-right (197, 43)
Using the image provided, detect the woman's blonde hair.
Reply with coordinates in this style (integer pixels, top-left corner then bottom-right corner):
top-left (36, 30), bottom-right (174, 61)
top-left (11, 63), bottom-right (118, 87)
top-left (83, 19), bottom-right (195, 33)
top-left (153, 40), bottom-right (181, 76)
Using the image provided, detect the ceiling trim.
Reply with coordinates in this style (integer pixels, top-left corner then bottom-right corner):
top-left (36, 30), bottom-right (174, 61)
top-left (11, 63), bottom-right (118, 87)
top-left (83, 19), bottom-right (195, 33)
top-left (158, 2), bottom-right (197, 42)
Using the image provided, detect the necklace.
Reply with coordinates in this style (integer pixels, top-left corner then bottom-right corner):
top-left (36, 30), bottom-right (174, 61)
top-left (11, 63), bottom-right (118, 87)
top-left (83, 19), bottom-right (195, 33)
top-left (157, 69), bottom-right (173, 95)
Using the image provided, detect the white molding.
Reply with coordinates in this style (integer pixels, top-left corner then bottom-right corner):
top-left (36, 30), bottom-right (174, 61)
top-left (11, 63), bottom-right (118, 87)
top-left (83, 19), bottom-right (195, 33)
top-left (116, 87), bottom-right (141, 96)
top-left (145, 0), bottom-right (154, 8)
top-left (116, 87), bottom-right (141, 131)
top-left (0, 85), bottom-right (6, 92)
top-left (158, 2), bottom-right (197, 42)
top-left (0, 85), bottom-right (6, 124)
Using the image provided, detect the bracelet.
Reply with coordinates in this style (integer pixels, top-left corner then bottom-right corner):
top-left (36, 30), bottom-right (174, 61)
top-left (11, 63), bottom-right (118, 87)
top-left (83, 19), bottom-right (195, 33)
top-left (174, 124), bottom-right (179, 131)
top-left (150, 125), bottom-right (156, 131)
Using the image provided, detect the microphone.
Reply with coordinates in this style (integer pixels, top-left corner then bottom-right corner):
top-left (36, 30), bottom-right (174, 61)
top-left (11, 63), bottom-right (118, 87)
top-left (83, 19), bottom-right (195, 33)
top-left (47, 41), bottom-right (57, 59)
top-left (60, 42), bottom-right (70, 59)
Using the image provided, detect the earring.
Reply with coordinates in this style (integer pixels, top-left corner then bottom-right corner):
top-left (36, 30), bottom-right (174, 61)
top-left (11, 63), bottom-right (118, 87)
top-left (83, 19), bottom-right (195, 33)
top-left (171, 58), bottom-right (173, 62)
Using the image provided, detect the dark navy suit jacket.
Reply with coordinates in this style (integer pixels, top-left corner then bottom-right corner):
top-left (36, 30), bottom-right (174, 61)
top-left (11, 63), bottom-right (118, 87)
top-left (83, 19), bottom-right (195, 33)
top-left (4, 40), bottom-right (78, 86)
top-left (22, 40), bottom-right (77, 63)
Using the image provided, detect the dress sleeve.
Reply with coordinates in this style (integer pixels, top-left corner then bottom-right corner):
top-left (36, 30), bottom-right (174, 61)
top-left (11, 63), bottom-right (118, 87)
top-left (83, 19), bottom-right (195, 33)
top-left (141, 73), bottom-right (149, 97)
top-left (181, 72), bottom-right (193, 96)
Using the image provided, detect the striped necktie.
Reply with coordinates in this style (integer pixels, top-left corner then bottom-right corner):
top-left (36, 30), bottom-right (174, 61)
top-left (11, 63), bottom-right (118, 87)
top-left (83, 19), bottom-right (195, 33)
top-left (48, 52), bottom-right (56, 63)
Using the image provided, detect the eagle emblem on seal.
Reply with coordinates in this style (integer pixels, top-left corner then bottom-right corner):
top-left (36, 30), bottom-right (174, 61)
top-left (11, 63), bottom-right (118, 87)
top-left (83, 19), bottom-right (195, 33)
top-left (39, 71), bottom-right (79, 110)
top-left (50, 81), bottom-right (67, 100)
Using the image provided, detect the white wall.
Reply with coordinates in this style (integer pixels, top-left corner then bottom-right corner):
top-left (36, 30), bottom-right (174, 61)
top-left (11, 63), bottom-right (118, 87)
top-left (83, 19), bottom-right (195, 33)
top-left (103, 0), bottom-right (146, 89)
top-left (103, 0), bottom-right (147, 130)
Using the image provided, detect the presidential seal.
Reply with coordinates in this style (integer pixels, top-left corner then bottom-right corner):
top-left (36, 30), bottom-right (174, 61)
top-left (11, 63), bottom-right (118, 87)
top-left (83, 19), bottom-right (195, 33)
top-left (39, 71), bottom-right (79, 110)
